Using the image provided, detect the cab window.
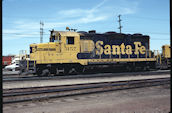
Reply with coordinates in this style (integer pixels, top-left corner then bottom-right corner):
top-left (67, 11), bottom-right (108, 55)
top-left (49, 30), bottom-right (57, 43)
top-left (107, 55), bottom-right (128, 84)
top-left (50, 35), bottom-right (55, 42)
top-left (67, 37), bottom-right (74, 44)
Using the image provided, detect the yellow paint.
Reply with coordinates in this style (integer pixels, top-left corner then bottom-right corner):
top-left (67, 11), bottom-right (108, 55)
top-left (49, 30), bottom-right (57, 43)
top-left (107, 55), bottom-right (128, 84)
top-left (80, 40), bottom-right (94, 53)
top-left (134, 42), bottom-right (145, 54)
top-left (112, 45), bottom-right (120, 55)
top-left (126, 45), bottom-right (132, 55)
top-left (120, 43), bottom-right (125, 55)
top-left (96, 41), bottom-right (146, 56)
top-left (95, 41), bottom-right (103, 55)
top-left (140, 46), bottom-right (146, 54)
top-left (104, 45), bottom-right (111, 55)
top-left (134, 42), bottom-right (141, 54)
top-left (162, 45), bottom-right (171, 58)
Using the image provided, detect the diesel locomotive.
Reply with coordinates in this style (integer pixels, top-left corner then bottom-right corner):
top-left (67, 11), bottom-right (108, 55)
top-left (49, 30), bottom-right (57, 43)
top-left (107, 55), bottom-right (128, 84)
top-left (19, 29), bottom-right (170, 76)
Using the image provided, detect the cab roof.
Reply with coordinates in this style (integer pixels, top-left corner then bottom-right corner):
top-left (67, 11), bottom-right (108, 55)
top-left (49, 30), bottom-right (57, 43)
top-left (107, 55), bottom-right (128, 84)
top-left (52, 31), bottom-right (80, 37)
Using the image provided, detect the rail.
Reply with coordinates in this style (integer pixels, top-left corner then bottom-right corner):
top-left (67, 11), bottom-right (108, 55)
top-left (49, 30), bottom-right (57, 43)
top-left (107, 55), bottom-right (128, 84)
top-left (3, 77), bottom-right (170, 104)
top-left (3, 70), bottom-right (170, 82)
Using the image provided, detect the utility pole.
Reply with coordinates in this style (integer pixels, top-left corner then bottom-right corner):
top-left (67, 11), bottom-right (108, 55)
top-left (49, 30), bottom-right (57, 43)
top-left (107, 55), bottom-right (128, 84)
top-left (40, 21), bottom-right (44, 43)
top-left (118, 15), bottom-right (122, 33)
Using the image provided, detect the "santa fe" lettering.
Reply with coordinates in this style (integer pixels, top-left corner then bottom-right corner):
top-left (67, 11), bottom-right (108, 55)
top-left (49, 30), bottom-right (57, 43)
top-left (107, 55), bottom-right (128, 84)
top-left (95, 41), bottom-right (146, 55)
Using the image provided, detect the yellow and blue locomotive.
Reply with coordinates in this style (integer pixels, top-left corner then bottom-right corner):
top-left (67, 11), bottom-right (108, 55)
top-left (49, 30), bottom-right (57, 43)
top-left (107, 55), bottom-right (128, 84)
top-left (19, 29), bottom-right (169, 76)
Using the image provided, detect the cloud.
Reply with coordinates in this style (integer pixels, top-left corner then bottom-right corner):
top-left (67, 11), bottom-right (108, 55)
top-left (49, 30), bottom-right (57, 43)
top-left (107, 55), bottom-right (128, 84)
top-left (45, 22), bottom-right (69, 28)
top-left (58, 9), bottom-right (89, 18)
top-left (58, 0), bottom-right (107, 17)
top-left (90, 0), bottom-right (108, 12)
top-left (57, 8), bottom-right (108, 24)
top-left (3, 33), bottom-right (39, 40)
top-left (3, 22), bottom-right (40, 40)
top-left (76, 15), bottom-right (108, 24)
top-left (121, 8), bottom-right (136, 14)
top-left (57, 0), bottom-right (108, 23)
top-left (116, 0), bottom-right (139, 15)
top-left (3, 29), bottom-right (22, 34)
top-left (56, 0), bottom-right (138, 24)
top-left (15, 23), bottom-right (39, 30)
top-left (3, 0), bottom-right (139, 40)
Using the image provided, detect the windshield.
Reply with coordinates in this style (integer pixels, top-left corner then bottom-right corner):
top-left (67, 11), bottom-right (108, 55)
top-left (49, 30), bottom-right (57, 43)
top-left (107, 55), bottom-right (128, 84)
top-left (50, 33), bottom-right (61, 42)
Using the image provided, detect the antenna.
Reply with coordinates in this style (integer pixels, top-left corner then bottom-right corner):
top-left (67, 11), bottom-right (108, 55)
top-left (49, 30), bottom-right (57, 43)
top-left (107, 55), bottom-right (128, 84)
top-left (40, 21), bottom-right (44, 43)
top-left (118, 15), bottom-right (122, 33)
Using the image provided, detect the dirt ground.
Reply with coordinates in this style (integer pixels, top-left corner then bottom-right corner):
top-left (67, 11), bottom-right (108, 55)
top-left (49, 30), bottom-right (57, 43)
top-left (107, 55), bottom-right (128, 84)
top-left (3, 84), bottom-right (170, 113)
top-left (3, 74), bottom-right (170, 89)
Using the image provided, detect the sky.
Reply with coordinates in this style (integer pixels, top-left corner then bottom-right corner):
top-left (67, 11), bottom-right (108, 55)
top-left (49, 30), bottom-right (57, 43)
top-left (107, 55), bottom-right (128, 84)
top-left (2, 0), bottom-right (170, 56)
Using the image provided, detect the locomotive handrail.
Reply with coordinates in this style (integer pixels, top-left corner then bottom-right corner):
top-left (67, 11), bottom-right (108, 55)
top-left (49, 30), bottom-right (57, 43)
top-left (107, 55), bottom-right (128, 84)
top-left (153, 50), bottom-right (162, 64)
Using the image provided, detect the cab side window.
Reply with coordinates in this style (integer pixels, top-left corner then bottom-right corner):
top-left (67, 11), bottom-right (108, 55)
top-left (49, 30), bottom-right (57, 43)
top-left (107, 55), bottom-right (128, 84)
top-left (52, 36), bottom-right (55, 42)
top-left (67, 37), bottom-right (74, 44)
top-left (50, 35), bottom-right (55, 42)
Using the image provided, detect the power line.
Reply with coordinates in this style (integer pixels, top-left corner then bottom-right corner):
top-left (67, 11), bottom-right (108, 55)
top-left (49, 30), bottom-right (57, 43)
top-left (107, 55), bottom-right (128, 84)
top-left (3, 15), bottom-right (55, 19)
top-left (123, 16), bottom-right (169, 21)
top-left (2, 34), bottom-right (169, 41)
top-left (2, 31), bottom-right (169, 36)
top-left (123, 30), bottom-right (170, 35)
top-left (2, 33), bottom-right (49, 35)
top-left (151, 39), bottom-right (170, 40)
top-left (3, 15), bottom-right (169, 21)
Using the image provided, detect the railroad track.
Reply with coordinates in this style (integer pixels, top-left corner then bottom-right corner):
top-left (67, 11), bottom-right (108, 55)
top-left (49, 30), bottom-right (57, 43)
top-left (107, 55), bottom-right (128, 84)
top-left (3, 77), bottom-right (170, 104)
top-left (3, 70), bottom-right (170, 82)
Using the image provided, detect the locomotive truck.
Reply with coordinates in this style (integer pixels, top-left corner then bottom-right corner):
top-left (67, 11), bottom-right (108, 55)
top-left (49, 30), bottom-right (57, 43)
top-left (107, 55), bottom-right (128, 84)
top-left (19, 29), bottom-right (170, 76)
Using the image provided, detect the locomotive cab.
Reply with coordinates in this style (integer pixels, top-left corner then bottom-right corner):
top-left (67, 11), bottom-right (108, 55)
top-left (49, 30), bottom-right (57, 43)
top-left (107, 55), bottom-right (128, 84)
top-left (30, 30), bottom-right (80, 62)
top-left (49, 30), bottom-right (80, 55)
top-left (27, 30), bottom-right (82, 75)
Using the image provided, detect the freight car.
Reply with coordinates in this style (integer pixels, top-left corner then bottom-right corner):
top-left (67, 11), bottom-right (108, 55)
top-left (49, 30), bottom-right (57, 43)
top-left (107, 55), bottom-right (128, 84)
top-left (19, 29), bottom-right (169, 76)
top-left (2, 56), bottom-right (13, 68)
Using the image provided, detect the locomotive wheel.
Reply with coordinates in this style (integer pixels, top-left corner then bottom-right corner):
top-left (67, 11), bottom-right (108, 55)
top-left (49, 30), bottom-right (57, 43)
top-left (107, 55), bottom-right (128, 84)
top-left (75, 65), bottom-right (84, 74)
top-left (36, 68), bottom-right (42, 76)
top-left (68, 66), bottom-right (84, 75)
top-left (68, 67), bottom-right (77, 75)
top-left (145, 66), bottom-right (150, 71)
top-left (41, 69), bottom-right (50, 76)
top-left (37, 68), bottom-right (50, 76)
top-left (126, 66), bottom-right (132, 72)
top-left (63, 68), bottom-right (70, 75)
